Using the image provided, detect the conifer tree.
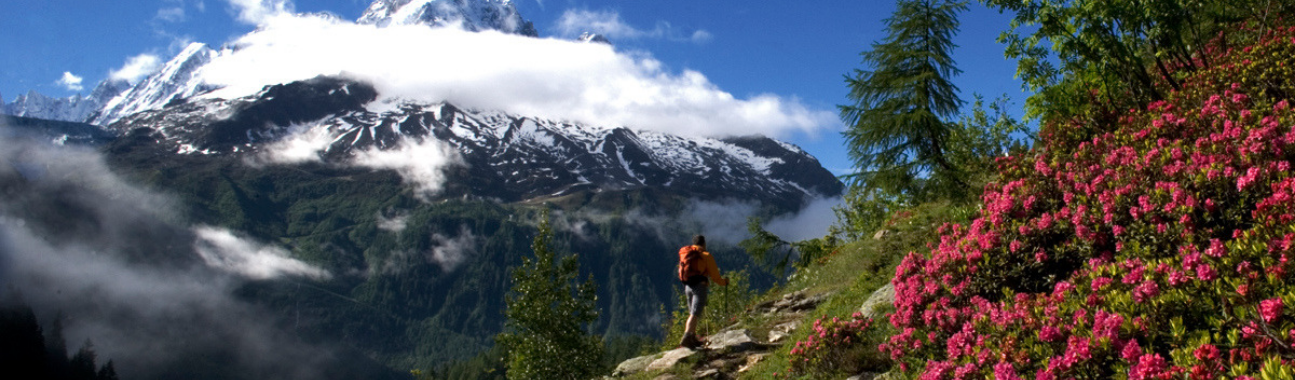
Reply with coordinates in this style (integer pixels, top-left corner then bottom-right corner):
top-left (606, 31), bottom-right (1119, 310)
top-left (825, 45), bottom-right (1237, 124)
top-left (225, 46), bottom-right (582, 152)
top-left (496, 211), bottom-right (602, 380)
top-left (69, 340), bottom-right (98, 380)
top-left (840, 0), bottom-right (970, 202)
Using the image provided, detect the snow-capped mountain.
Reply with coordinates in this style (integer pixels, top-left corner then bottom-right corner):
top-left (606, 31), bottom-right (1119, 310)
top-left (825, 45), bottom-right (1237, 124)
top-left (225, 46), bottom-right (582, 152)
top-left (2, 79), bottom-right (130, 123)
top-left (357, 0), bottom-right (537, 36)
top-left (90, 43), bottom-right (219, 126)
top-left (3, 0), bottom-right (568, 128)
top-left (110, 76), bottom-right (842, 207)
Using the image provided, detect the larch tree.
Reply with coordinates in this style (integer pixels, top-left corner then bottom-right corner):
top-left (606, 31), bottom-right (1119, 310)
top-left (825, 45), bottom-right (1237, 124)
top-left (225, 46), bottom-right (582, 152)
top-left (496, 211), bottom-right (602, 380)
top-left (840, 0), bottom-right (970, 203)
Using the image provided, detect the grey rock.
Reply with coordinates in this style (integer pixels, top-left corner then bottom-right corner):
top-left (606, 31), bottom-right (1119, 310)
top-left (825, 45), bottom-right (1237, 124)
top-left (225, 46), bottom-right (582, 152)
top-left (645, 347), bottom-right (702, 372)
top-left (859, 283), bottom-right (895, 320)
top-left (768, 321), bottom-right (799, 343)
top-left (738, 353), bottom-right (769, 373)
top-left (613, 352), bottom-right (662, 376)
top-left (704, 329), bottom-right (763, 354)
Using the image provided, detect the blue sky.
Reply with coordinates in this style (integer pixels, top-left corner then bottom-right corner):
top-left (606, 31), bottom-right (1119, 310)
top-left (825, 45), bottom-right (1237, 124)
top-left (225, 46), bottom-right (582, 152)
top-left (0, 0), bottom-right (1026, 176)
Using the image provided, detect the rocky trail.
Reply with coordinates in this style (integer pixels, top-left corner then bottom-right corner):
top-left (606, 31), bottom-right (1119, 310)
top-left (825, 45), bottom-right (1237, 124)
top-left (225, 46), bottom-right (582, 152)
top-left (608, 286), bottom-right (897, 380)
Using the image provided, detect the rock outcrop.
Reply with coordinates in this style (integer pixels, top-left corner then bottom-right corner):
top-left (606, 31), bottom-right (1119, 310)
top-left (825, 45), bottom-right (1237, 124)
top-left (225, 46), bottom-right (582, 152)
top-left (611, 290), bottom-right (830, 379)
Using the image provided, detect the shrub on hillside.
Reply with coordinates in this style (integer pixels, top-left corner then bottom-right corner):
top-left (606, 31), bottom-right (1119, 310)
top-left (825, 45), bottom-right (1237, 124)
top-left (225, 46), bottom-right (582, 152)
top-left (784, 313), bottom-right (889, 378)
top-left (883, 26), bottom-right (1295, 379)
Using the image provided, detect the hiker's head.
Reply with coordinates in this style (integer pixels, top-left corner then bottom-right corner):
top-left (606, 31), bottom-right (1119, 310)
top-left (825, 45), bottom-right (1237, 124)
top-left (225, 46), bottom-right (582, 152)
top-left (692, 235), bottom-right (706, 249)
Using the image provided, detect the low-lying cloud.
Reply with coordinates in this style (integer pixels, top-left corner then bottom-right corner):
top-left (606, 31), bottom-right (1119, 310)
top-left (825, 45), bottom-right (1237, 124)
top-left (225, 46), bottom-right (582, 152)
top-left (765, 196), bottom-right (842, 242)
top-left (428, 227), bottom-right (477, 272)
top-left (371, 226), bottom-right (478, 275)
top-left (351, 138), bottom-right (463, 196)
top-left (0, 132), bottom-right (371, 379)
top-left (196, 10), bottom-right (833, 139)
top-left (194, 226), bottom-right (331, 280)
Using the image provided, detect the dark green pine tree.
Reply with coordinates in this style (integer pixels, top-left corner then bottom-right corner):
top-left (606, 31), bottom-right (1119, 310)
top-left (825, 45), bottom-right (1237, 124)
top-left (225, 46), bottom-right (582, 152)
top-left (69, 340), bottom-right (98, 380)
top-left (496, 211), bottom-right (603, 380)
top-left (0, 298), bottom-right (50, 378)
top-left (840, 0), bottom-right (971, 203)
top-left (97, 360), bottom-right (119, 380)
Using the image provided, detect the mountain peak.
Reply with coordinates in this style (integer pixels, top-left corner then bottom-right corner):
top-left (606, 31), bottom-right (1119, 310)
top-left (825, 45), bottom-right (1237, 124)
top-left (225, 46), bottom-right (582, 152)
top-left (90, 42), bottom-right (219, 126)
top-left (357, 0), bottom-right (538, 36)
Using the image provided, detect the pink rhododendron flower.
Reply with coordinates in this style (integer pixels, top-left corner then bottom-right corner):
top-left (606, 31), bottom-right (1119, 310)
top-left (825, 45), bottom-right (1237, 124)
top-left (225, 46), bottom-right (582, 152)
top-left (1260, 298), bottom-right (1283, 324)
top-left (993, 362), bottom-right (1021, 380)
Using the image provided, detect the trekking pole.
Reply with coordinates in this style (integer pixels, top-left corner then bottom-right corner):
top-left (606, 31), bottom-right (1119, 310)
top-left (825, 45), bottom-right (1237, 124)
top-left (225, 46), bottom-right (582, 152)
top-left (722, 282), bottom-right (728, 326)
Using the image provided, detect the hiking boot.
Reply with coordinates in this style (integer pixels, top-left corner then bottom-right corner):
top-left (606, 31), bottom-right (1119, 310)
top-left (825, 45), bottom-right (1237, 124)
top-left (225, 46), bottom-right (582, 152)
top-left (679, 333), bottom-right (701, 349)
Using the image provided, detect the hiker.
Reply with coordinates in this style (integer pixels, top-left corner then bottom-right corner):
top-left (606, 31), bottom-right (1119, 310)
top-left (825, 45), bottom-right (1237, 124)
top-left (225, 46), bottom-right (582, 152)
top-left (677, 234), bottom-right (729, 349)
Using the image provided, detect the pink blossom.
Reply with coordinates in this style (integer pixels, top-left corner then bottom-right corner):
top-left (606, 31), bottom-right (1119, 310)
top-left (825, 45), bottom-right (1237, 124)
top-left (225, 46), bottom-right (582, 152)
top-left (1091, 277), bottom-right (1113, 290)
top-left (1193, 344), bottom-right (1220, 362)
top-left (1129, 353), bottom-right (1168, 380)
top-left (1038, 325), bottom-right (1062, 342)
top-left (1196, 264), bottom-right (1218, 281)
top-left (1121, 339), bottom-right (1142, 361)
top-left (993, 362), bottom-right (1021, 380)
top-left (1260, 298), bottom-right (1284, 324)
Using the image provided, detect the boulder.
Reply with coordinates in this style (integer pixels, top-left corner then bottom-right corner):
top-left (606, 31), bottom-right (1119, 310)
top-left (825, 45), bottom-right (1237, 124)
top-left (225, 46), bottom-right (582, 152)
top-left (704, 329), bottom-right (763, 354)
top-left (613, 352), bottom-right (662, 377)
top-left (644, 347), bottom-right (702, 372)
top-left (859, 283), bottom-right (895, 320)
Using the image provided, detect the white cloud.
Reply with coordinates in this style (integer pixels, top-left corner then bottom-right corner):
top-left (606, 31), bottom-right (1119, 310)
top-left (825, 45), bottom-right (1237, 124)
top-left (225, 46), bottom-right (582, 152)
top-left (560, 10), bottom-right (712, 43)
top-left (197, 14), bottom-right (834, 139)
top-left (765, 196), bottom-right (841, 242)
top-left (193, 226), bottom-right (331, 280)
top-left (157, 6), bottom-right (187, 22)
top-left (428, 227), bottom-right (477, 272)
top-left (555, 9), bottom-right (711, 43)
top-left (226, 0), bottom-right (292, 25)
top-left (251, 122), bottom-right (336, 164)
top-left (371, 226), bottom-right (478, 275)
top-left (56, 71), bottom-right (84, 91)
top-left (376, 211), bottom-right (410, 232)
top-left (109, 54), bottom-right (164, 82)
top-left (350, 137), bottom-right (463, 197)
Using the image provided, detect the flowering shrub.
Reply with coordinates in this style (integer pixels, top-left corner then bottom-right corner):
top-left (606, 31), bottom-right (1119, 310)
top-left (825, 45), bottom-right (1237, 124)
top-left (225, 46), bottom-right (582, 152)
top-left (882, 26), bottom-right (1295, 379)
top-left (786, 312), bottom-right (886, 378)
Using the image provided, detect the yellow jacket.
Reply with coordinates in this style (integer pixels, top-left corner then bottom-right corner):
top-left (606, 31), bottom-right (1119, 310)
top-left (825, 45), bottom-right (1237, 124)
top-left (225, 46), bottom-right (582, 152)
top-left (691, 246), bottom-right (729, 286)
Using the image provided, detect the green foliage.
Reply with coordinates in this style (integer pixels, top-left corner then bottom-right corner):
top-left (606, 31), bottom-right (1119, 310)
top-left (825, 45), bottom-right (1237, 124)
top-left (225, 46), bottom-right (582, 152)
top-left (841, 0), bottom-right (971, 203)
top-left (949, 94), bottom-right (1035, 183)
top-left (985, 0), bottom-right (1295, 125)
top-left (496, 211), bottom-right (603, 380)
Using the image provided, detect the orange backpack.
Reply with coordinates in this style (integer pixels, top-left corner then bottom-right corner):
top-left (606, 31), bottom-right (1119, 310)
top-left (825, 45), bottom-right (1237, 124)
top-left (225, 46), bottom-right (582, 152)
top-left (678, 245), bottom-right (707, 285)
